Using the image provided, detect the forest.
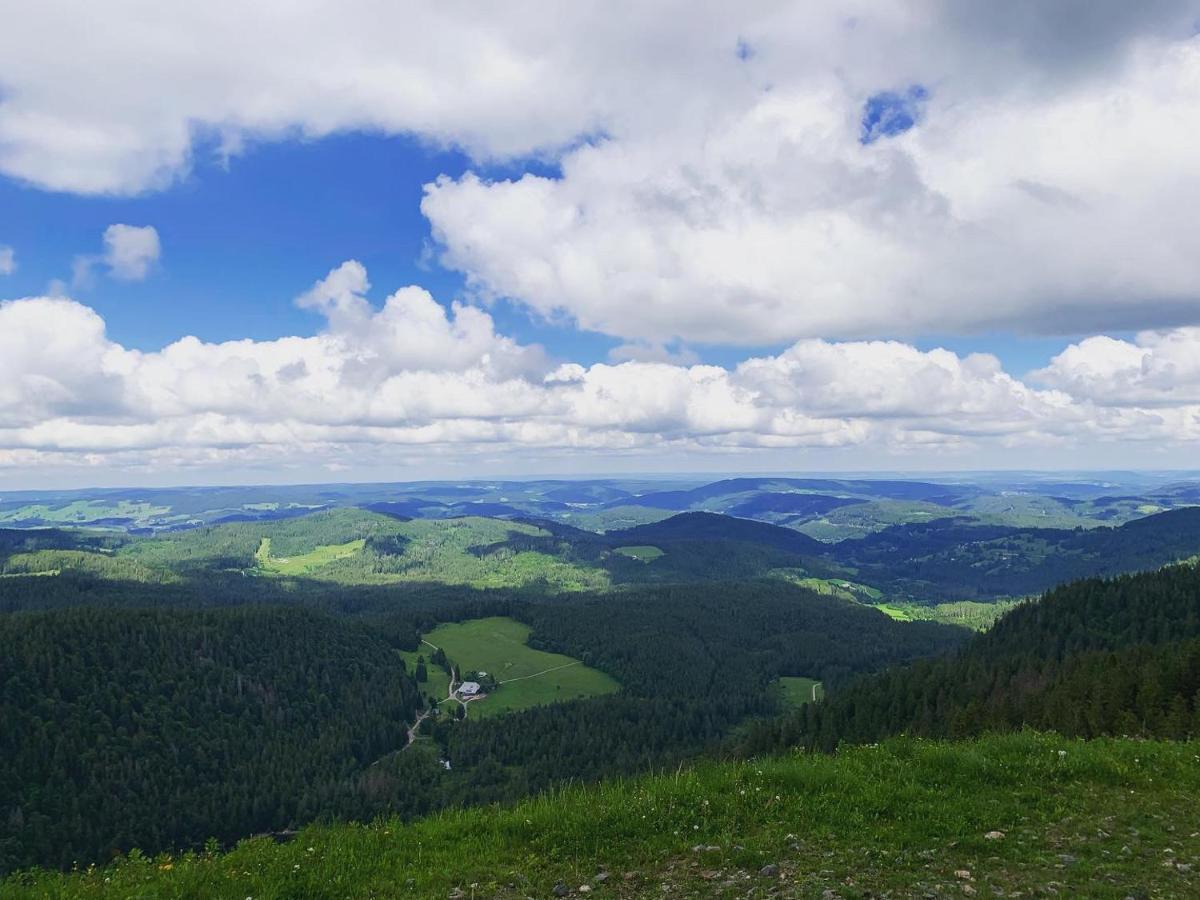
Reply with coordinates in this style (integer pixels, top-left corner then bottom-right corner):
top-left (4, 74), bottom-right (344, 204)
top-left (0, 573), bottom-right (962, 874)
top-left (740, 563), bottom-right (1200, 755)
top-left (0, 607), bottom-right (423, 873)
top-left (3, 500), bottom-right (1200, 876)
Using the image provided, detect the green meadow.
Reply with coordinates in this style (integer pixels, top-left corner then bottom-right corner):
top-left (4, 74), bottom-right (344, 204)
top-left (419, 616), bottom-right (619, 718)
top-left (612, 544), bottom-right (664, 562)
top-left (254, 536), bottom-right (366, 576)
top-left (777, 676), bottom-right (824, 708)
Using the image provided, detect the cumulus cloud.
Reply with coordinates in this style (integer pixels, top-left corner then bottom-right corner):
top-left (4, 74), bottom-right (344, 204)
top-left (3, 4), bottom-right (1199, 342)
top-left (102, 224), bottom-right (161, 280)
top-left (0, 245), bottom-right (14, 276)
top-left (2, 262), bottom-right (1199, 476)
top-left (70, 224), bottom-right (162, 288)
top-left (423, 38), bottom-right (1200, 343)
top-left (1034, 328), bottom-right (1200, 407)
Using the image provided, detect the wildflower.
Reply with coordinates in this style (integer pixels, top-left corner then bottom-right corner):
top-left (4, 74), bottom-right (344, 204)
top-left (1057, 750), bottom-right (1066, 758)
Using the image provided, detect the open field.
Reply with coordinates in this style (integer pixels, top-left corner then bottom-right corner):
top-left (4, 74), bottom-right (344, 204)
top-left (777, 676), bottom-right (824, 708)
top-left (874, 602), bottom-right (913, 621)
top-left (8, 732), bottom-right (1198, 899)
top-left (418, 616), bottom-right (619, 718)
top-left (612, 544), bottom-right (664, 562)
top-left (874, 599), bottom-right (1021, 631)
top-left (254, 537), bottom-right (365, 576)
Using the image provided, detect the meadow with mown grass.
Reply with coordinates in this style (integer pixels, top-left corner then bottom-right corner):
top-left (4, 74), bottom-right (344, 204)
top-left (418, 616), bottom-right (620, 718)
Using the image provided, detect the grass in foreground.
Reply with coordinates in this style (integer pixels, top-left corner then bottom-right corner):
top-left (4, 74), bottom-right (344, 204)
top-left (419, 616), bottom-right (619, 718)
top-left (8, 733), bottom-right (1197, 899)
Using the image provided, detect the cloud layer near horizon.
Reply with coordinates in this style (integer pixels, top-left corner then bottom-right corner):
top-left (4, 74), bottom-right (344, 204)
top-left (2, 262), bottom-right (1198, 477)
top-left (2, 3), bottom-right (1199, 343)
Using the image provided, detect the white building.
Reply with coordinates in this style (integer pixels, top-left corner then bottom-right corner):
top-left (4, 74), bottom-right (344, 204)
top-left (458, 681), bottom-right (481, 697)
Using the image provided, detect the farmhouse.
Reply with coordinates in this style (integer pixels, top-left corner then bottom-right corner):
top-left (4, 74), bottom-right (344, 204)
top-left (457, 681), bottom-right (481, 697)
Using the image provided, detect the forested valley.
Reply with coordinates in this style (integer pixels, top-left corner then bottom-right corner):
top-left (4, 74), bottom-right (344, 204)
top-left (2, 501), bottom-right (1199, 878)
top-left (742, 563), bottom-right (1200, 754)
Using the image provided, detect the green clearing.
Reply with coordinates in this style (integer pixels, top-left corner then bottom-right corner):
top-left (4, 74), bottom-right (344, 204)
top-left (9, 732), bottom-right (1199, 899)
top-left (612, 544), bottom-right (664, 562)
top-left (875, 599), bottom-right (1021, 631)
top-left (418, 616), bottom-right (619, 719)
top-left (771, 571), bottom-right (883, 603)
top-left (777, 675), bottom-right (824, 708)
top-left (874, 602), bottom-right (914, 621)
top-left (254, 537), bottom-right (366, 576)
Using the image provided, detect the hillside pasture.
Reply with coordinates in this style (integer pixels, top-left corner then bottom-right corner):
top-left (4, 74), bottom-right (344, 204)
top-left (778, 676), bottom-right (824, 708)
top-left (419, 616), bottom-right (619, 718)
top-left (255, 537), bottom-right (366, 576)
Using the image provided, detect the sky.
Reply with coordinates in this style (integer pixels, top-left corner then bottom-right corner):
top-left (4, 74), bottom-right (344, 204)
top-left (2, 2), bottom-right (1200, 488)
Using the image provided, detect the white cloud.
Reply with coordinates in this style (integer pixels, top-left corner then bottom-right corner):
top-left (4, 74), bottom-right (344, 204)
top-left (102, 224), bottom-right (160, 280)
top-left (423, 38), bottom-right (1200, 343)
top-left (0, 245), bottom-right (14, 276)
top-left (2, 261), bottom-right (1200, 478)
top-left (1034, 328), bottom-right (1200, 407)
top-left (3, 4), bottom-right (1198, 342)
top-left (69, 224), bottom-right (162, 289)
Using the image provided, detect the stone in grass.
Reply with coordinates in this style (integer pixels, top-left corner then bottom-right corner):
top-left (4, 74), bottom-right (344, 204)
top-left (593, 872), bottom-right (609, 884)
top-left (984, 831), bottom-right (1006, 841)
top-left (552, 881), bottom-right (570, 897)
top-left (759, 863), bottom-right (780, 877)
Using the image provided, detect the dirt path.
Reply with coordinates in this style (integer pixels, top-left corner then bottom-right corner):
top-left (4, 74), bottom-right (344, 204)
top-left (497, 660), bottom-right (581, 685)
top-left (403, 708), bottom-right (431, 748)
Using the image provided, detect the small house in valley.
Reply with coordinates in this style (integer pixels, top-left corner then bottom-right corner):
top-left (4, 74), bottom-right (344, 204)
top-left (458, 681), bottom-right (481, 697)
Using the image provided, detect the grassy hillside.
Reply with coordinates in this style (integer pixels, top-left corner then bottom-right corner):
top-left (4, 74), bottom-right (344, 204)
top-left (6, 732), bottom-right (1197, 899)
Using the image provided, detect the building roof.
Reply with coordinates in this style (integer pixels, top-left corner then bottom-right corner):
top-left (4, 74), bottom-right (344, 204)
top-left (458, 681), bottom-right (481, 695)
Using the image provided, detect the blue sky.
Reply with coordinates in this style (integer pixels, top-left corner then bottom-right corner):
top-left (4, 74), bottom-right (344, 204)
top-left (1, 3), bottom-right (1198, 486)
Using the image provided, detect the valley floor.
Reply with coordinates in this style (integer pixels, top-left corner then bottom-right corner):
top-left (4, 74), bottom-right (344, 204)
top-left (6, 732), bottom-right (1198, 899)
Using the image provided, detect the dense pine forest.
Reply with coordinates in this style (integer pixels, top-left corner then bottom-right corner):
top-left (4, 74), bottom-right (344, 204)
top-left (0, 607), bottom-right (423, 873)
top-left (742, 564), bottom-right (1200, 754)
